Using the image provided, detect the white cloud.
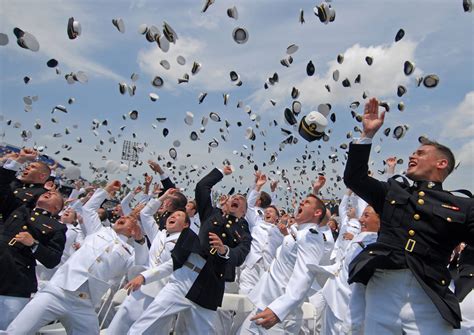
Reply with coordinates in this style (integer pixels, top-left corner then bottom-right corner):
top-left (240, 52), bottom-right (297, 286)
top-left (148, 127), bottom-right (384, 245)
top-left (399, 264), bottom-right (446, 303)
top-left (249, 40), bottom-right (421, 113)
top-left (456, 139), bottom-right (474, 168)
top-left (442, 91), bottom-right (474, 139)
top-left (0, 0), bottom-right (124, 82)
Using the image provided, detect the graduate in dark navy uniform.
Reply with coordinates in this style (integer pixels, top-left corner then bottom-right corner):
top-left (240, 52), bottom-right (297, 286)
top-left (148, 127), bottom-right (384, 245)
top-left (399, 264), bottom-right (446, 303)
top-left (0, 148), bottom-right (50, 215)
top-left (127, 165), bottom-right (252, 334)
top-left (0, 157), bottom-right (66, 330)
top-left (344, 98), bottom-right (474, 334)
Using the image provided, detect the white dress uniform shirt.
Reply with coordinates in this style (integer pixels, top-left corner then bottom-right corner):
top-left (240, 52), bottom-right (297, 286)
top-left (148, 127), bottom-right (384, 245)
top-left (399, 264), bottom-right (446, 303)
top-left (240, 223), bottom-right (324, 334)
top-left (268, 223), bottom-right (325, 321)
top-left (320, 231), bottom-right (378, 334)
top-left (51, 188), bottom-right (148, 307)
top-left (245, 188), bottom-right (265, 233)
top-left (107, 198), bottom-right (180, 334)
top-left (330, 193), bottom-right (363, 263)
top-left (120, 191), bottom-right (151, 216)
top-left (138, 197), bottom-right (179, 295)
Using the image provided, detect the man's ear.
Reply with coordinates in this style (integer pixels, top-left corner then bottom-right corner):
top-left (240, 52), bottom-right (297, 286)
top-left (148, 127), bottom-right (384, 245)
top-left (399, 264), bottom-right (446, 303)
top-left (313, 208), bottom-right (323, 219)
top-left (436, 158), bottom-right (448, 171)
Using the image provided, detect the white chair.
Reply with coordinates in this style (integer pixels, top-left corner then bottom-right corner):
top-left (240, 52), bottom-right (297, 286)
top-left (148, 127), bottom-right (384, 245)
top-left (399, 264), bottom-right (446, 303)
top-left (301, 302), bottom-right (317, 334)
top-left (37, 322), bottom-right (66, 335)
top-left (111, 288), bottom-right (128, 306)
top-left (219, 293), bottom-right (255, 313)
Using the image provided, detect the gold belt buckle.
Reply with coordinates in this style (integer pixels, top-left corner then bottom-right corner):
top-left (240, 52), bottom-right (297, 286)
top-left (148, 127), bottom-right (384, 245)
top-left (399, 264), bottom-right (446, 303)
top-left (405, 239), bottom-right (416, 252)
top-left (8, 238), bottom-right (17, 246)
top-left (210, 247), bottom-right (217, 255)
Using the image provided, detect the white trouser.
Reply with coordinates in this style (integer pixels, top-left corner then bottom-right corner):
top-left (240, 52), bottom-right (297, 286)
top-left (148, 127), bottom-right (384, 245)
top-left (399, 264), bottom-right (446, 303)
top-left (237, 307), bottom-right (302, 335)
top-left (322, 304), bottom-right (344, 335)
top-left (239, 260), bottom-right (264, 295)
top-left (454, 289), bottom-right (474, 335)
top-left (4, 284), bottom-right (99, 335)
top-left (128, 255), bottom-right (216, 335)
top-left (107, 289), bottom-right (161, 335)
top-left (307, 289), bottom-right (326, 334)
top-left (365, 269), bottom-right (453, 335)
top-left (0, 295), bottom-right (30, 330)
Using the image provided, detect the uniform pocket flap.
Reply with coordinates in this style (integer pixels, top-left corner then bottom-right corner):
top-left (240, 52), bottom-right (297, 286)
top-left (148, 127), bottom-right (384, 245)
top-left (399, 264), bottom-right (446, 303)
top-left (432, 207), bottom-right (466, 224)
top-left (385, 190), bottom-right (410, 205)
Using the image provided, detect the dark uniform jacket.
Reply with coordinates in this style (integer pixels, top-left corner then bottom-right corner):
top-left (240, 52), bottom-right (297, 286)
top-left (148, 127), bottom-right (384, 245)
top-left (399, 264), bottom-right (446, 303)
top-left (0, 167), bottom-right (66, 298)
top-left (170, 168), bottom-right (251, 311)
top-left (344, 143), bottom-right (474, 328)
top-left (454, 245), bottom-right (474, 302)
top-left (0, 167), bottom-right (46, 220)
top-left (155, 175), bottom-right (176, 230)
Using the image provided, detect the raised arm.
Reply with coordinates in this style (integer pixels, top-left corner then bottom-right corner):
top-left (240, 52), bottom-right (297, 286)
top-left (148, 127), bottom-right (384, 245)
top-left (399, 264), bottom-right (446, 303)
top-left (148, 160), bottom-right (175, 195)
top-left (121, 186), bottom-right (142, 216)
top-left (82, 180), bottom-right (121, 235)
top-left (344, 98), bottom-right (389, 214)
top-left (139, 197), bottom-right (162, 242)
top-left (195, 167), bottom-right (229, 222)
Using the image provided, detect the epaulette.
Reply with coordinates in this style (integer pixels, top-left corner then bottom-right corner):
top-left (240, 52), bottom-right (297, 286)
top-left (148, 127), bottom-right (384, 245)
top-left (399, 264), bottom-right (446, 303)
top-left (322, 233), bottom-right (327, 242)
top-left (357, 241), bottom-right (365, 249)
top-left (309, 228), bottom-right (319, 234)
top-left (390, 174), bottom-right (410, 188)
top-left (449, 189), bottom-right (473, 198)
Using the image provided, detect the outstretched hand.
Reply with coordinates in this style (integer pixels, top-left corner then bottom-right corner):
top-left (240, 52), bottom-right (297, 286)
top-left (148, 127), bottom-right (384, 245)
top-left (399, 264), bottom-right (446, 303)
top-left (312, 175), bottom-right (326, 194)
top-left (361, 98), bottom-right (385, 139)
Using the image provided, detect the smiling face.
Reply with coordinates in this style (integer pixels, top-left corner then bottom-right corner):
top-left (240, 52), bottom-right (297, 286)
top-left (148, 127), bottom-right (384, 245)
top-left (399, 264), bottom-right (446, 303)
top-left (264, 206), bottom-right (279, 224)
top-left (228, 194), bottom-right (247, 218)
top-left (165, 210), bottom-right (190, 234)
top-left (36, 190), bottom-right (64, 215)
top-left (359, 206), bottom-right (380, 233)
top-left (113, 215), bottom-right (139, 237)
top-left (60, 207), bottom-right (76, 224)
top-left (406, 145), bottom-right (449, 182)
top-left (295, 195), bottom-right (324, 224)
top-left (18, 162), bottom-right (50, 184)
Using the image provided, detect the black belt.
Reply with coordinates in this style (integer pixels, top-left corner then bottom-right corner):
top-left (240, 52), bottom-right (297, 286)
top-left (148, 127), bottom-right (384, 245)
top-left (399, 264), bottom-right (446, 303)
top-left (184, 261), bottom-right (202, 273)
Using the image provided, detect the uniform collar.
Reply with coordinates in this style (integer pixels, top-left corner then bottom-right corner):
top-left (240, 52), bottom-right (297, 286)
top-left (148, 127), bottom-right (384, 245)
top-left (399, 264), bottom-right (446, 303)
top-left (296, 222), bottom-right (318, 231)
top-left (412, 180), bottom-right (443, 191)
top-left (165, 231), bottom-right (180, 242)
top-left (33, 207), bottom-right (52, 217)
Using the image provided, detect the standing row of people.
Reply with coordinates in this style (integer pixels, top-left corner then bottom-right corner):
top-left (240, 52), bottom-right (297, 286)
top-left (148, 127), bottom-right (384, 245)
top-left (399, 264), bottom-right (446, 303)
top-left (0, 97), bottom-right (473, 334)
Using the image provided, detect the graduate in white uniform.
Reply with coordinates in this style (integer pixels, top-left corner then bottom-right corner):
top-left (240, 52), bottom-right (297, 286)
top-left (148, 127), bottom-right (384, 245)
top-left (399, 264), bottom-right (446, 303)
top-left (239, 193), bottom-right (326, 334)
top-left (4, 180), bottom-right (148, 335)
top-left (107, 192), bottom-right (189, 334)
top-left (321, 205), bottom-right (380, 335)
top-left (240, 172), bottom-right (281, 295)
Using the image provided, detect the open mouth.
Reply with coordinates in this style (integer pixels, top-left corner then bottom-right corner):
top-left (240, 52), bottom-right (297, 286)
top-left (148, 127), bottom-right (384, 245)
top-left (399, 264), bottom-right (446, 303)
top-left (408, 161), bottom-right (416, 168)
top-left (230, 202), bottom-right (239, 209)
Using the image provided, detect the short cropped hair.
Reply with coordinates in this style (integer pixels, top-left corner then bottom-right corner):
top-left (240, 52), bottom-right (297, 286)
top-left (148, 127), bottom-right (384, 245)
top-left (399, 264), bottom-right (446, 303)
top-left (307, 194), bottom-right (327, 221)
top-left (259, 191), bottom-right (272, 209)
top-left (419, 137), bottom-right (456, 176)
top-left (170, 191), bottom-right (188, 211)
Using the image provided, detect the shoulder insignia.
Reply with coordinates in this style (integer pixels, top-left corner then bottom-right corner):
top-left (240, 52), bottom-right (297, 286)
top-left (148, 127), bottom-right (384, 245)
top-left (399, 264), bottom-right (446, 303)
top-left (357, 241), bottom-right (366, 249)
top-left (309, 228), bottom-right (319, 234)
top-left (448, 189), bottom-right (473, 198)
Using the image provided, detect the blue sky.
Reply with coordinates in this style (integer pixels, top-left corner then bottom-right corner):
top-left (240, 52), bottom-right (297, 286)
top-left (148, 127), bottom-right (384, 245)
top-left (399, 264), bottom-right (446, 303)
top-left (0, 0), bottom-right (473, 208)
